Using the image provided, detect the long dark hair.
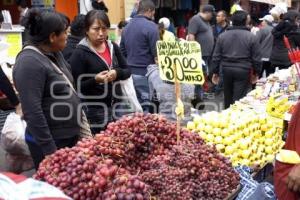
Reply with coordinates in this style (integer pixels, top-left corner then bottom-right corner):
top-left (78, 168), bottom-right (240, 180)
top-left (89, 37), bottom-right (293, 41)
top-left (22, 8), bottom-right (68, 45)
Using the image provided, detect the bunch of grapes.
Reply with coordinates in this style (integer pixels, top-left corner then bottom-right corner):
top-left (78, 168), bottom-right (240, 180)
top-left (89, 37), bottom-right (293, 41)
top-left (35, 147), bottom-right (149, 200)
top-left (35, 113), bottom-right (239, 200)
top-left (139, 142), bottom-right (239, 200)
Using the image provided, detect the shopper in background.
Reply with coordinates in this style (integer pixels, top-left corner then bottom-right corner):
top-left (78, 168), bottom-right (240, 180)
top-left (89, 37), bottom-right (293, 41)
top-left (230, 0), bottom-right (243, 15)
top-left (187, 4), bottom-right (215, 73)
top-left (13, 8), bottom-right (82, 169)
top-left (120, 0), bottom-right (159, 113)
top-left (130, 0), bottom-right (140, 18)
top-left (0, 67), bottom-right (22, 115)
top-left (269, 2), bottom-right (288, 26)
top-left (211, 11), bottom-right (262, 109)
top-left (15, 0), bottom-right (29, 23)
top-left (270, 10), bottom-right (300, 73)
top-left (146, 65), bottom-right (194, 125)
top-left (116, 20), bottom-right (128, 45)
top-left (187, 4), bottom-right (215, 109)
top-left (63, 14), bottom-right (86, 62)
top-left (91, 0), bottom-right (108, 13)
top-left (70, 10), bottom-right (130, 134)
top-left (212, 10), bottom-right (229, 41)
top-left (256, 15), bottom-right (274, 77)
top-left (158, 17), bottom-right (175, 41)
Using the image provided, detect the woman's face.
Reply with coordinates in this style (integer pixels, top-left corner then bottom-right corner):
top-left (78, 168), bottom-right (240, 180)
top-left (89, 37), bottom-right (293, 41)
top-left (50, 29), bottom-right (68, 52)
top-left (86, 19), bottom-right (108, 45)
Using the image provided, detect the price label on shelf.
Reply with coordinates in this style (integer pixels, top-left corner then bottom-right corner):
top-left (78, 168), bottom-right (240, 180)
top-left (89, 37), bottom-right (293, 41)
top-left (156, 41), bottom-right (204, 85)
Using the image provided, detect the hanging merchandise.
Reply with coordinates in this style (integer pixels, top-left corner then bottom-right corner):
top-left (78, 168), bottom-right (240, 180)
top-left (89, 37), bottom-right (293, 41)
top-left (31, 0), bottom-right (54, 9)
top-left (180, 0), bottom-right (193, 10)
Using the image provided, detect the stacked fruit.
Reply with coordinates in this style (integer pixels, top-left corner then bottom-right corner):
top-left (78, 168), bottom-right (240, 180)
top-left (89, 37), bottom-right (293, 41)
top-left (35, 113), bottom-right (239, 200)
top-left (187, 110), bottom-right (285, 167)
top-left (266, 95), bottom-right (291, 119)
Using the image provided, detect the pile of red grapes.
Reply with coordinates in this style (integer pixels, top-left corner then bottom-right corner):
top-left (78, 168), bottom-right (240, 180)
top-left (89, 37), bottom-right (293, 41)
top-left (34, 113), bottom-right (239, 200)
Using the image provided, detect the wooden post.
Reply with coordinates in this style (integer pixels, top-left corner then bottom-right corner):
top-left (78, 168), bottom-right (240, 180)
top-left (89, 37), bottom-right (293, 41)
top-left (174, 63), bottom-right (181, 144)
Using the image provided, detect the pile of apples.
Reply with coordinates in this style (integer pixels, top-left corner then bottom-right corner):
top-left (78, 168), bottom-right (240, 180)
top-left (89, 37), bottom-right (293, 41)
top-left (266, 95), bottom-right (291, 119)
top-left (187, 110), bottom-right (285, 167)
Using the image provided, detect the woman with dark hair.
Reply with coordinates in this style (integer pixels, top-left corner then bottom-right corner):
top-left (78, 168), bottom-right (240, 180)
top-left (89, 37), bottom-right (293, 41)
top-left (69, 10), bottom-right (131, 134)
top-left (13, 8), bottom-right (83, 169)
top-left (270, 10), bottom-right (300, 72)
top-left (63, 14), bottom-right (86, 62)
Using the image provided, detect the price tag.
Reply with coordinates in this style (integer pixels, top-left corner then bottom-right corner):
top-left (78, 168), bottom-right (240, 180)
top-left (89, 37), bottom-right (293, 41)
top-left (5, 33), bottom-right (22, 58)
top-left (156, 41), bottom-right (204, 85)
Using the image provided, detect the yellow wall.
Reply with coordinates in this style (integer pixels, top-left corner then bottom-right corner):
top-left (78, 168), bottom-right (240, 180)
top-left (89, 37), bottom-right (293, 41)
top-left (104, 0), bottom-right (125, 25)
top-left (124, 0), bottom-right (136, 19)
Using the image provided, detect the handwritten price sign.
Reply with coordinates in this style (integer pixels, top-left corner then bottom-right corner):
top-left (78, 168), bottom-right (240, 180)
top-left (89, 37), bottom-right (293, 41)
top-left (156, 41), bottom-right (204, 85)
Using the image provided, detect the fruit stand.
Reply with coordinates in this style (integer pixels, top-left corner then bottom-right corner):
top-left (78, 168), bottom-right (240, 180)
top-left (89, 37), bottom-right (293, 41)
top-left (34, 113), bottom-right (240, 200)
top-left (29, 65), bottom-right (300, 200)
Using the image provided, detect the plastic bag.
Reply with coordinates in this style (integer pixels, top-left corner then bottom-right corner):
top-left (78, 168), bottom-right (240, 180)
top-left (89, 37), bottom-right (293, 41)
top-left (119, 76), bottom-right (143, 113)
top-left (0, 172), bottom-right (71, 200)
top-left (1, 113), bottom-right (30, 155)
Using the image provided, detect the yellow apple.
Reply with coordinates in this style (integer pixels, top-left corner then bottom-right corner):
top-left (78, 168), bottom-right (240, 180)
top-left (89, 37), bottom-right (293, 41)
top-left (221, 128), bottom-right (230, 137)
top-left (196, 124), bottom-right (204, 131)
top-left (213, 128), bottom-right (222, 136)
top-left (239, 139), bottom-right (249, 150)
top-left (206, 134), bottom-right (215, 143)
top-left (265, 146), bottom-right (273, 154)
top-left (243, 128), bottom-right (250, 137)
top-left (198, 131), bottom-right (207, 140)
top-left (187, 121), bottom-right (195, 130)
top-left (219, 119), bottom-right (228, 128)
top-left (265, 131), bottom-right (273, 138)
top-left (264, 138), bottom-right (273, 146)
top-left (242, 149), bottom-right (251, 159)
top-left (223, 137), bottom-right (232, 145)
top-left (232, 142), bottom-right (239, 150)
top-left (204, 125), bottom-right (213, 134)
top-left (259, 116), bottom-right (266, 125)
top-left (215, 136), bottom-right (223, 144)
top-left (216, 144), bottom-right (225, 152)
top-left (193, 115), bottom-right (202, 125)
top-left (225, 146), bottom-right (234, 155)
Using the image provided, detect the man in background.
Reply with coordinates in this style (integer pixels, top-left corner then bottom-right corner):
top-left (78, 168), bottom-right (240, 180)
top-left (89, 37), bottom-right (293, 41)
top-left (120, 0), bottom-right (159, 112)
top-left (187, 4), bottom-right (215, 109)
top-left (188, 4), bottom-right (215, 73)
top-left (256, 15), bottom-right (274, 77)
top-left (213, 10), bottom-right (229, 41)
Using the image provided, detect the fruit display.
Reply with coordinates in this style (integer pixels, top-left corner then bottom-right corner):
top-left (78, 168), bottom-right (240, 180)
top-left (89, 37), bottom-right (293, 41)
top-left (266, 95), bottom-right (292, 119)
top-left (187, 109), bottom-right (285, 167)
top-left (34, 113), bottom-right (239, 200)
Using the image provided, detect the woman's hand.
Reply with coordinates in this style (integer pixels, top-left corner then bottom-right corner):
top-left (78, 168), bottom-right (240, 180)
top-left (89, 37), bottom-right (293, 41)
top-left (287, 164), bottom-right (300, 192)
top-left (107, 70), bottom-right (117, 82)
top-left (15, 103), bottom-right (23, 117)
top-left (95, 71), bottom-right (109, 83)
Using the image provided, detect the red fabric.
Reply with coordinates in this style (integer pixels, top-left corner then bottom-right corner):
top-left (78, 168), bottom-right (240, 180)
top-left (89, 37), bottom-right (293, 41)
top-left (274, 101), bottom-right (300, 200)
top-left (97, 43), bottom-right (112, 67)
top-left (1, 172), bottom-right (27, 183)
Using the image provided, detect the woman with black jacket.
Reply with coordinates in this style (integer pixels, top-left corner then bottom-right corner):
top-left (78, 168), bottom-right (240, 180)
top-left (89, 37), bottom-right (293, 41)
top-left (270, 10), bottom-right (300, 72)
top-left (69, 10), bottom-right (130, 134)
top-left (13, 9), bottom-right (83, 169)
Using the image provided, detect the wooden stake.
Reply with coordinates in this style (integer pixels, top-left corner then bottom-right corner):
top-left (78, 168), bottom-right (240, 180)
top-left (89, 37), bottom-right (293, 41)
top-left (174, 63), bottom-right (181, 144)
